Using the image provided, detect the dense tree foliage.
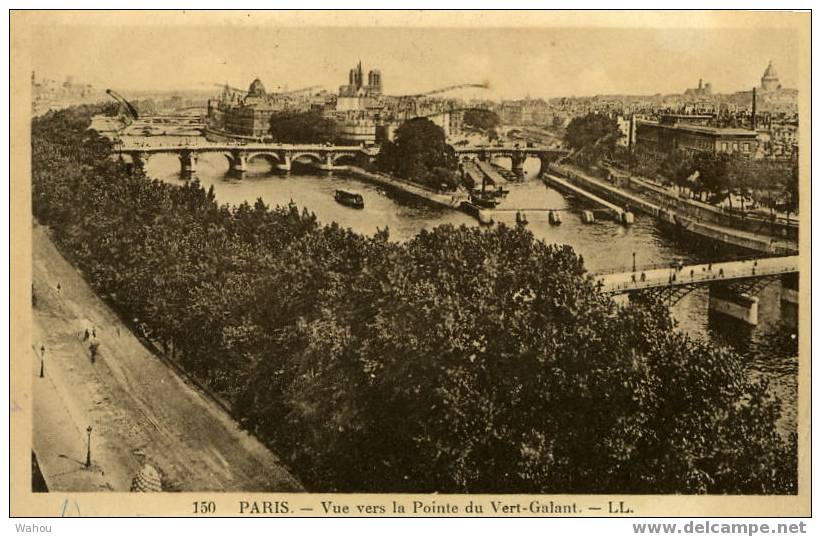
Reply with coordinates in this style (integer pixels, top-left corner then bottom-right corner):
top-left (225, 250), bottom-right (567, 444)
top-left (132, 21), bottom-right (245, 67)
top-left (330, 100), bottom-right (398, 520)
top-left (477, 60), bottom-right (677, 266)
top-left (32, 105), bottom-right (796, 494)
top-left (269, 111), bottom-right (339, 144)
top-left (376, 118), bottom-right (458, 190)
top-left (563, 113), bottom-right (623, 167)
top-left (616, 145), bottom-right (799, 215)
top-left (462, 109), bottom-right (500, 137)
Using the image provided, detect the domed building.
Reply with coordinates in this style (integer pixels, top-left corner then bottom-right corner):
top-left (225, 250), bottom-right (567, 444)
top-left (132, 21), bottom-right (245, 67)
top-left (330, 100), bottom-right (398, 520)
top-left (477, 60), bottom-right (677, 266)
top-left (753, 60), bottom-right (798, 115)
top-left (248, 78), bottom-right (267, 98)
top-left (217, 78), bottom-right (287, 139)
top-left (760, 61), bottom-right (781, 92)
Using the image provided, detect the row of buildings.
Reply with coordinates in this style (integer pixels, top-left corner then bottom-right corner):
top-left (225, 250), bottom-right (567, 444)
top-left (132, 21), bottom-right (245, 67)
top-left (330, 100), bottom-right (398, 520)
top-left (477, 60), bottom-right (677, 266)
top-left (207, 62), bottom-right (468, 145)
top-left (630, 63), bottom-right (798, 160)
top-left (31, 72), bottom-right (106, 116)
top-left (205, 60), bottom-right (798, 160)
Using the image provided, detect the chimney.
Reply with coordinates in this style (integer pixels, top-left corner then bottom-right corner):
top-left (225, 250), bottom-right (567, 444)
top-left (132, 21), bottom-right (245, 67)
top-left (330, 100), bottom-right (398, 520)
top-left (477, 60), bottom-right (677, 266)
top-left (751, 87), bottom-right (757, 130)
top-left (698, 78), bottom-right (703, 90)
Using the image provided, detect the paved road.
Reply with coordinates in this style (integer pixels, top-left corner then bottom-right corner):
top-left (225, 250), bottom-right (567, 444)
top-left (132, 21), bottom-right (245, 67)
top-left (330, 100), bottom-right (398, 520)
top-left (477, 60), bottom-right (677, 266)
top-left (32, 224), bottom-right (302, 492)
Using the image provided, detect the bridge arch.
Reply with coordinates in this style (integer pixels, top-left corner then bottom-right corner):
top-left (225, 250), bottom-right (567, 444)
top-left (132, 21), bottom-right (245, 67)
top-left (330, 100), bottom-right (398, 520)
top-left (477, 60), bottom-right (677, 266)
top-left (218, 152), bottom-right (237, 168)
top-left (290, 152), bottom-right (324, 164)
top-left (246, 151), bottom-right (282, 171)
top-left (332, 153), bottom-right (360, 166)
top-left (247, 151), bottom-right (282, 164)
top-left (490, 155), bottom-right (513, 170)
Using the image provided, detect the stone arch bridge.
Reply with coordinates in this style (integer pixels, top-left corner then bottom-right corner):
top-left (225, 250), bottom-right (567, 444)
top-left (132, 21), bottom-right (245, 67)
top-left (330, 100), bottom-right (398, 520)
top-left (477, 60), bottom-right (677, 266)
top-left (116, 141), bottom-right (375, 175)
top-left (453, 147), bottom-right (570, 179)
top-left (116, 141), bottom-right (568, 179)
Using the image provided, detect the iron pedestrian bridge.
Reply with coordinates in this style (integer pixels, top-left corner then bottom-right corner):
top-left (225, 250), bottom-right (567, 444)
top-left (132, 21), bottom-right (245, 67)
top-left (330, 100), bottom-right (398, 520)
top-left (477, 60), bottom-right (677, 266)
top-left (592, 255), bottom-right (799, 304)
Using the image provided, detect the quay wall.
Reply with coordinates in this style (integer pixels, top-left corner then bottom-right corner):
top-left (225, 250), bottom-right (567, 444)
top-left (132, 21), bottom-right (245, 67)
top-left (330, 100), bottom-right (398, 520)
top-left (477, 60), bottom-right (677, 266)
top-left (343, 166), bottom-right (465, 210)
top-left (622, 172), bottom-right (798, 241)
top-left (548, 163), bottom-right (797, 255)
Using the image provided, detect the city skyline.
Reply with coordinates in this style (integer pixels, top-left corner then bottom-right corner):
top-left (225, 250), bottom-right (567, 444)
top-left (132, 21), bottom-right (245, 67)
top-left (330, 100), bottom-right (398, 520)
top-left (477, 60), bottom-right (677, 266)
top-left (29, 25), bottom-right (800, 99)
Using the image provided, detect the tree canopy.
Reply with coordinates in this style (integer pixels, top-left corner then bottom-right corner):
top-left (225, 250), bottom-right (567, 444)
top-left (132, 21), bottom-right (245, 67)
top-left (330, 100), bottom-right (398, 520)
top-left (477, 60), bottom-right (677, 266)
top-left (563, 113), bottom-right (623, 168)
top-left (31, 105), bottom-right (796, 494)
top-left (376, 117), bottom-right (458, 189)
top-left (269, 110), bottom-right (339, 144)
top-left (462, 109), bottom-right (501, 136)
top-left (564, 113), bottom-right (622, 152)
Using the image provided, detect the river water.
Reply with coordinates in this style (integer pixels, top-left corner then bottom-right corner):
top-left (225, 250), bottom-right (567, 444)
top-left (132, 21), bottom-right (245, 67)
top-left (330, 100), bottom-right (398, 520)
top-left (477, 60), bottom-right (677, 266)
top-left (137, 139), bottom-right (797, 435)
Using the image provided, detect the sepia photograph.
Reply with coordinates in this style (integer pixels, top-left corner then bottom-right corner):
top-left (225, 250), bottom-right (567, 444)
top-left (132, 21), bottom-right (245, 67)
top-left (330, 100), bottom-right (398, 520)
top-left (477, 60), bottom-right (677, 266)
top-left (9, 9), bottom-right (810, 518)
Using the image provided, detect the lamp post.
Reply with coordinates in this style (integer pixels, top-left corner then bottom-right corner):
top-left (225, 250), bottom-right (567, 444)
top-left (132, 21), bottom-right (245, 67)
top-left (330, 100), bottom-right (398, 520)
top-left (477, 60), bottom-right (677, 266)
top-left (632, 252), bottom-right (636, 273)
top-left (85, 426), bottom-right (93, 468)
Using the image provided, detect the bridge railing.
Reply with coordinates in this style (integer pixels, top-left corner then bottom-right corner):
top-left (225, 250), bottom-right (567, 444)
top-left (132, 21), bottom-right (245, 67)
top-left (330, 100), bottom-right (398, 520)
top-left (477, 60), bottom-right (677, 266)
top-left (590, 253), bottom-right (785, 277)
top-left (594, 257), bottom-right (799, 294)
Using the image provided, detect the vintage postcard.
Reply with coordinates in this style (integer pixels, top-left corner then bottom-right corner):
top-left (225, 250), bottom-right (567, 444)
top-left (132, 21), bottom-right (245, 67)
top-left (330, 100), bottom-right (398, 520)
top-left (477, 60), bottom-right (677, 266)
top-left (9, 10), bottom-right (811, 518)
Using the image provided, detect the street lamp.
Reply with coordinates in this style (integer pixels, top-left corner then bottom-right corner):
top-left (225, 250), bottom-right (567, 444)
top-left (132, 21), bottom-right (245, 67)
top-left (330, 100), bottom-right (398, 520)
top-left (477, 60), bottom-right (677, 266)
top-left (632, 252), bottom-right (637, 273)
top-left (85, 426), bottom-right (93, 468)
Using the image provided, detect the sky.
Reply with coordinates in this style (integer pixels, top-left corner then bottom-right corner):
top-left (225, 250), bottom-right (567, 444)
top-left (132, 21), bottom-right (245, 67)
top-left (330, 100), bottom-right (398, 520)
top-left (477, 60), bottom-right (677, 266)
top-left (27, 20), bottom-right (802, 100)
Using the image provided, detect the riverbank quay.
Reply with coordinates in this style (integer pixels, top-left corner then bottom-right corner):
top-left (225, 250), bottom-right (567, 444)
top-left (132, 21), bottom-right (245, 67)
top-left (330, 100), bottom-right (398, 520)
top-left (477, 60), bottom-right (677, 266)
top-left (342, 166), bottom-right (502, 226)
top-left (548, 163), bottom-right (797, 255)
top-left (542, 172), bottom-right (628, 223)
top-left (343, 166), bottom-right (467, 209)
top-left (32, 223), bottom-right (303, 492)
top-left (607, 166), bottom-right (798, 242)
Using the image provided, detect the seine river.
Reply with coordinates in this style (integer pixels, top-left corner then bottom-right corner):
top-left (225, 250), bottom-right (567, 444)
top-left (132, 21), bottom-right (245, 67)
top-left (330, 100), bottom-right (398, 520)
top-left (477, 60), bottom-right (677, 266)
top-left (140, 143), bottom-right (797, 435)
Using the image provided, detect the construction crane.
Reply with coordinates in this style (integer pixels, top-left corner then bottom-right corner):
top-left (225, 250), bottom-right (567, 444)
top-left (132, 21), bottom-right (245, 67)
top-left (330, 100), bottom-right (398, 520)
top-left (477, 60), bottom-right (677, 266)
top-left (413, 106), bottom-right (493, 120)
top-left (276, 85), bottom-right (323, 96)
top-left (106, 89), bottom-right (139, 120)
top-left (392, 83), bottom-right (490, 99)
top-left (213, 83), bottom-right (321, 97)
top-left (214, 83), bottom-right (250, 95)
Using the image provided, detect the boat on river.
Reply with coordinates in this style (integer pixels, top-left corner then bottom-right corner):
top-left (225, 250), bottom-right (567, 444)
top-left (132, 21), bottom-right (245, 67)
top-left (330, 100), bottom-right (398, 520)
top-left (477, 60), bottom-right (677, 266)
top-left (470, 191), bottom-right (500, 209)
top-left (470, 175), bottom-right (502, 208)
top-left (334, 190), bottom-right (365, 209)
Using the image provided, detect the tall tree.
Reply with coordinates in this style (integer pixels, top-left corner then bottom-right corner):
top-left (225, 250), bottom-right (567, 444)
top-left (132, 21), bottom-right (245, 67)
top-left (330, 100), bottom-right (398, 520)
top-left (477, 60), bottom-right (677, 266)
top-left (376, 118), bottom-right (457, 188)
top-left (462, 109), bottom-right (500, 137)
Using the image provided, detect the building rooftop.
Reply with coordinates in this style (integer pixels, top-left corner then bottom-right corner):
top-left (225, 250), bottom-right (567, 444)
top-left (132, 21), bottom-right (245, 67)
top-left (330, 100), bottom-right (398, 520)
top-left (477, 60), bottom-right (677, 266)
top-left (639, 119), bottom-right (758, 137)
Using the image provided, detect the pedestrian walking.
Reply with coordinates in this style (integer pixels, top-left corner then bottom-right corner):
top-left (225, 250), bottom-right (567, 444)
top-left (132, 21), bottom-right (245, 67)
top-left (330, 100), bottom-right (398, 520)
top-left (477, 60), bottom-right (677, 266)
top-left (92, 327), bottom-right (97, 339)
top-left (83, 328), bottom-right (90, 342)
top-left (89, 340), bottom-right (100, 364)
top-left (56, 282), bottom-right (62, 294)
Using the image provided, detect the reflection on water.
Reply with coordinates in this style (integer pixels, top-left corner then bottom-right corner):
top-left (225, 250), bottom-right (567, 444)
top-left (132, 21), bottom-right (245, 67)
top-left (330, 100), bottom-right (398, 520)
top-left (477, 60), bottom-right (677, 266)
top-left (144, 148), bottom-right (798, 436)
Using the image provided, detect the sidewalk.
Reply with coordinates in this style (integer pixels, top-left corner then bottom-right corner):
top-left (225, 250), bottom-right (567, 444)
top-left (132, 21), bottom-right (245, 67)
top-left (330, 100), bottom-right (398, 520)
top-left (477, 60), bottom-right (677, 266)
top-left (32, 223), bottom-right (303, 492)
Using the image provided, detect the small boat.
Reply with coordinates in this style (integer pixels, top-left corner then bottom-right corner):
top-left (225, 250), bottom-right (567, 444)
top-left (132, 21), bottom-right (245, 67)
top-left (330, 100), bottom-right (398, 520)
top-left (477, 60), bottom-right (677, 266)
top-left (470, 192), bottom-right (500, 209)
top-left (334, 189), bottom-right (364, 209)
top-left (549, 210), bottom-right (562, 225)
